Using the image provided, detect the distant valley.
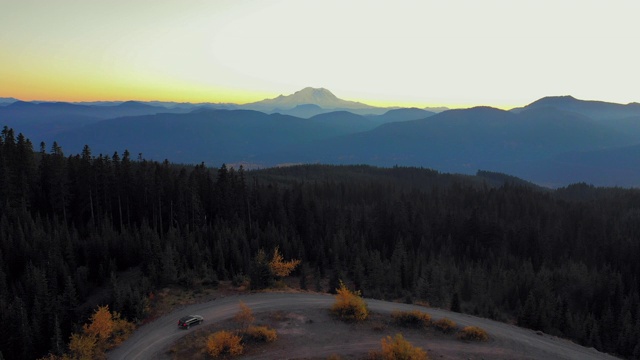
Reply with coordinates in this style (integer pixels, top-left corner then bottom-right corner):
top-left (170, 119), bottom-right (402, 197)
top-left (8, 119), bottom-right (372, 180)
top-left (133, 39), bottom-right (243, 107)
top-left (2, 88), bottom-right (640, 187)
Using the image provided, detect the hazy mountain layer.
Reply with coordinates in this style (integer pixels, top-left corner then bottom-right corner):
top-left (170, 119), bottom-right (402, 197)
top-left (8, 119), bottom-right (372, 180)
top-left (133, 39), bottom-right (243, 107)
top-left (0, 101), bottom-right (189, 142)
top-left (4, 91), bottom-right (640, 187)
top-left (512, 95), bottom-right (640, 120)
top-left (0, 97), bottom-right (18, 105)
top-left (50, 109), bottom-right (380, 164)
top-left (278, 106), bottom-right (633, 181)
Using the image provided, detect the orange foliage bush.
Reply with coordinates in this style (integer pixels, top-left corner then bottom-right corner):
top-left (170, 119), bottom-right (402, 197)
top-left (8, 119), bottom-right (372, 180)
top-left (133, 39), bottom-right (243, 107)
top-left (68, 333), bottom-right (98, 360)
top-left (234, 301), bottom-right (255, 330)
top-left (245, 325), bottom-right (277, 342)
top-left (64, 305), bottom-right (136, 360)
top-left (111, 316), bottom-right (136, 347)
top-left (457, 326), bottom-right (489, 341)
top-left (83, 305), bottom-right (113, 342)
top-left (391, 310), bottom-right (431, 328)
top-left (379, 333), bottom-right (428, 360)
top-left (207, 330), bottom-right (244, 358)
top-left (269, 246), bottom-right (301, 277)
top-left (331, 281), bottom-right (368, 321)
top-left (432, 318), bottom-right (457, 333)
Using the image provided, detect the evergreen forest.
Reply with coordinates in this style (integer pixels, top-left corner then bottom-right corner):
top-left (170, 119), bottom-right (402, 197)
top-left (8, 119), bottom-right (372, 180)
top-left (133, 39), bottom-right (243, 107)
top-left (0, 126), bottom-right (639, 359)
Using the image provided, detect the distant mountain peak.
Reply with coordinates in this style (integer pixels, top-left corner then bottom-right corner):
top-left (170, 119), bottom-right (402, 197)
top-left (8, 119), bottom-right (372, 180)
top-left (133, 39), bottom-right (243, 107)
top-left (286, 87), bottom-right (340, 103)
top-left (118, 100), bottom-right (149, 107)
top-left (295, 87), bottom-right (337, 98)
top-left (523, 96), bottom-right (577, 108)
top-left (518, 95), bottom-right (640, 120)
top-left (0, 97), bottom-right (19, 105)
top-left (246, 87), bottom-right (375, 111)
top-left (7, 100), bottom-right (36, 108)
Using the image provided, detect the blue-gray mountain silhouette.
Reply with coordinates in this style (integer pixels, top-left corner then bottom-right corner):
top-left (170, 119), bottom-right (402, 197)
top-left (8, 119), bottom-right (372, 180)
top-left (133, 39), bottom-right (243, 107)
top-left (50, 109), bottom-right (378, 165)
top-left (0, 97), bottom-right (19, 106)
top-left (244, 87), bottom-right (390, 115)
top-left (367, 108), bottom-right (436, 125)
top-left (4, 92), bottom-right (640, 186)
top-left (512, 95), bottom-right (640, 120)
top-left (0, 101), bottom-right (189, 142)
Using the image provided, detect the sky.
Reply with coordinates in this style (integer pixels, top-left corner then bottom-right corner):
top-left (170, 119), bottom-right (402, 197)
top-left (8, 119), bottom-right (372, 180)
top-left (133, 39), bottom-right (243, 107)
top-left (1, 0), bottom-right (638, 109)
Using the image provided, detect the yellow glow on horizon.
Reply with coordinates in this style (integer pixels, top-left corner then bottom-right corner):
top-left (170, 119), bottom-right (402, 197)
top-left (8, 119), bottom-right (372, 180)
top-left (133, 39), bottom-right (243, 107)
top-left (1, 73), bottom-right (510, 109)
top-left (0, 55), bottom-right (273, 104)
top-left (0, 64), bottom-right (525, 110)
top-left (0, 37), bottom-right (302, 104)
top-left (0, 79), bottom-right (287, 105)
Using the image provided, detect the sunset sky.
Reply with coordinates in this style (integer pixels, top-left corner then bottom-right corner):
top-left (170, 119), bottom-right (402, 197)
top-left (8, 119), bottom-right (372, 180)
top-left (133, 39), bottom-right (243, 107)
top-left (1, 0), bottom-right (638, 109)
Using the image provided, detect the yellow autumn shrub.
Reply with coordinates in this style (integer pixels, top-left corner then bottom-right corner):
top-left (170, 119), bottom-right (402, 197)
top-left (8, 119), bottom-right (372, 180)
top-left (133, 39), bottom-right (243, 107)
top-left (110, 312), bottom-right (135, 347)
top-left (234, 301), bottom-right (255, 330)
top-left (456, 326), bottom-right (489, 341)
top-left (432, 318), bottom-right (457, 333)
top-left (379, 333), bottom-right (428, 360)
top-left (391, 310), bottom-right (431, 328)
top-left (331, 281), bottom-right (368, 321)
top-left (68, 333), bottom-right (98, 360)
top-left (245, 325), bottom-right (277, 342)
top-left (206, 330), bottom-right (244, 358)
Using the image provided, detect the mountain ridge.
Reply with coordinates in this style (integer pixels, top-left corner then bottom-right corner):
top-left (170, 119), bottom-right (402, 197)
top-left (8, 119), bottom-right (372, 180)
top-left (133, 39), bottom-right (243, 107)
top-left (0, 97), bottom-right (19, 105)
top-left (246, 87), bottom-right (376, 111)
top-left (512, 95), bottom-right (640, 120)
top-left (4, 90), bottom-right (640, 186)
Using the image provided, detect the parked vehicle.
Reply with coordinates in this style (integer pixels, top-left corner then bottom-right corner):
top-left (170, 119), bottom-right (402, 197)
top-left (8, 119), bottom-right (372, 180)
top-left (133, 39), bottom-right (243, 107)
top-left (178, 315), bottom-right (204, 329)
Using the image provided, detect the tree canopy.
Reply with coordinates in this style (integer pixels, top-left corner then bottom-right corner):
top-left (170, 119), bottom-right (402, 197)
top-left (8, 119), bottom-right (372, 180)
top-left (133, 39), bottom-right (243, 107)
top-left (0, 128), bottom-right (639, 359)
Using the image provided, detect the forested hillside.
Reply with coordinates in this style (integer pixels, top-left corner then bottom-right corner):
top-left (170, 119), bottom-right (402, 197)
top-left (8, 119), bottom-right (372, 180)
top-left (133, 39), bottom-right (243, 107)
top-left (1, 127), bottom-right (639, 359)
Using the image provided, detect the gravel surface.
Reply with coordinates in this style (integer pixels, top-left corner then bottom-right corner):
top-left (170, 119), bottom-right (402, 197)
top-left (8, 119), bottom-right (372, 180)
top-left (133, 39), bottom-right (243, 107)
top-left (107, 292), bottom-right (619, 360)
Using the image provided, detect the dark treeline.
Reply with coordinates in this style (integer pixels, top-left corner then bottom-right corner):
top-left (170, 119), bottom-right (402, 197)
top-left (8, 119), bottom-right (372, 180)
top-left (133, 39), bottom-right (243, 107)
top-left (1, 126), bottom-right (639, 359)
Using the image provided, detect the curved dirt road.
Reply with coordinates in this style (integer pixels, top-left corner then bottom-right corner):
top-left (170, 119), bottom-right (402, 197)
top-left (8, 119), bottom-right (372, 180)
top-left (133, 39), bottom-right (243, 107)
top-left (107, 292), bottom-right (617, 360)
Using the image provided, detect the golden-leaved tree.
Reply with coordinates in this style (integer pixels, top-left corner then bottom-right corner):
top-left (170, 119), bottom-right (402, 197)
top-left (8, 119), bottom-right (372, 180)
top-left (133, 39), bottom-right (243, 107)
top-left (67, 333), bottom-right (97, 360)
top-left (83, 306), bottom-right (113, 344)
top-left (269, 246), bottom-right (301, 278)
top-left (250, 247), bottom-right (301, 289)
top-left (63, 305), bottom-right (134, 360)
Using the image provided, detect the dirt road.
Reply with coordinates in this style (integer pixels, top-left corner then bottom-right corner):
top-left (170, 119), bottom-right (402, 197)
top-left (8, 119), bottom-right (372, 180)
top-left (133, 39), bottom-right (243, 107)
top-left (107, 292), bottom-right (618, 360)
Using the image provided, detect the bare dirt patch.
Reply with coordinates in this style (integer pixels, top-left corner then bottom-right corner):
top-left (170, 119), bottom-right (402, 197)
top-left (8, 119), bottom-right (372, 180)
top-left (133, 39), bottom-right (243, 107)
top-left (109, 292), bottom-right (616, 360)
top-left (167, 306), bottom-right (511, 360)
top-left (146, 281), bottom-right (248, 323)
